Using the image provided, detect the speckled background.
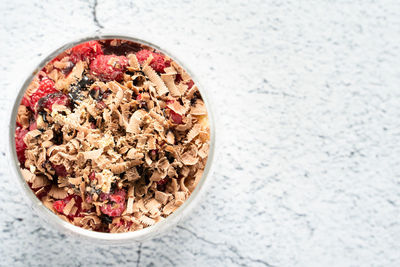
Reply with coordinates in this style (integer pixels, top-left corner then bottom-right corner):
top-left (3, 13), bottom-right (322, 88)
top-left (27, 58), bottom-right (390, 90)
top-left (1, 0), bottom-right (400, 266)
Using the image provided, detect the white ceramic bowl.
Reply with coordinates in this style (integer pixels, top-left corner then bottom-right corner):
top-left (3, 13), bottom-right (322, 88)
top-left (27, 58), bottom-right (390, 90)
top-left (8, 34), bottom-right (216, 244)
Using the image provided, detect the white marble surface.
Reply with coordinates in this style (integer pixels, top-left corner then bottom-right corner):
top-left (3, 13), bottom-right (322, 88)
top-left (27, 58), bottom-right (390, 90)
top-left (1, 0), bottom-right (400, 266)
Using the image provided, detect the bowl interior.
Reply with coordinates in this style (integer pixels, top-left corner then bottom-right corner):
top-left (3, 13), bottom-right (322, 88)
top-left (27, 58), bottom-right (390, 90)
top-left (9, 34), bottom-right (216, 243)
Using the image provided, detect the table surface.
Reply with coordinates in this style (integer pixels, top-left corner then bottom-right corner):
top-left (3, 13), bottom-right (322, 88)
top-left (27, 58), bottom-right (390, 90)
top-left (1, 0), bottom-right (400, 266)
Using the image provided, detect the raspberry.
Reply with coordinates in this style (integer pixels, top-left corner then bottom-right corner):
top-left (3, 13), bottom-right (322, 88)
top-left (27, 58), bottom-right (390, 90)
top-left (100, 189), bottom-right (126, 217)
top-left (136, 49), bottom-right (169, 73)
top-left (15, 127), bottom-right (28, 164)
top-left (156, 178), bottom-right (168, 191)
top-left (89, 172), bottom-right (96, 181)
top-left (29, 79), bottom-right (57, 111)
top-left (53, 195), bottom-right (83, 218)
top-left (70, 41), bottom-right (103, 63)
top-left (166, 100), bottom-right (183, 124)
top-left (37, 92), bottom-right (70, 112)
top-left (29, 121), bottom-right (37, 131)
top-left (21, 96), bottom-right (30, 107)
top-left (53, 200), bottom-right (66, 213)
top-left (136, 49), bottom-right (152, 63)
top-left (52, 164), bottom-right (68, 177)
top-left (99, 192), bottom-right (109, 202)
top-left (186, 80), bottom-right (194, 89)
top-left (90, 55), bottom-right (128, 81)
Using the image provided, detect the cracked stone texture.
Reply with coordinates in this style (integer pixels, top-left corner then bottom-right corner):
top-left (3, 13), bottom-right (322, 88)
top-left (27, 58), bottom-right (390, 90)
top-left (1, 0), bottom-right (400, 266)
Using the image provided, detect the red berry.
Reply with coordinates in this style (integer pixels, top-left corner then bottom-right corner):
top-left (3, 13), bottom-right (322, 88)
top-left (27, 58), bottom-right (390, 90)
top-left (175, 74), bottom-right (182, 84)
top-left (109, 194), bottom-right (124, 203)
top-left (100, 189), bottom-right (126, 217)
top-left (186, 80), bottom-right (194, 89)
top-left (156, 178), bottom-right (168, 185)
top-left (99, 192), bottom-right (109, 202)
top-left (85, 194), bottom-right (93, 203)
top-left (136, 49), bottom-right (152, 62)
top-left (29, 79), bottom-right (57, 111)
top-left (38, 93), bottom-right (70, 111)
top-left (136, 49), bottom-right (169, 73)
top-left (112, 190), bottom-right (126, 203)
top-left (150, 149), bottom-right (158, 157)
top-left (52, 195), bottom-right (82, 218)
top-left (90, 55), bottom-right (128, 81)
top-left (53, 200), bottom-right (66, 213)
top-left (166, 100), bottom-right (183, 124)
top-left (136, 94), bottom-right (142, 101)
top-left (21, 96), bottom-right (30, 107)
top-left (15, 127), bottom-right (28, 164)
top-left (156, 178), bottom-right (168, 191)
top-left (170, 111), bottom-right (183, 124)
top-left (70, 41), bottom-right (103, 63)
top-left (29, 121), bottom-right (37, 131)
top-left (52, 164), bottom-right (68, 177)
top-left (89, 172), bottom-right (96, 180)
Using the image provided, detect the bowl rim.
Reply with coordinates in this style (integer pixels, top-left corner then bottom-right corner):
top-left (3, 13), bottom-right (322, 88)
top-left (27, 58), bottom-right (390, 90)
top-left (8, 33), bottom-right (216, 242)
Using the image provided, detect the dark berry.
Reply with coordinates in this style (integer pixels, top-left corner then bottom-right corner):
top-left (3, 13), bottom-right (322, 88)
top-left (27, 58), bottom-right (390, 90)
top-left (156, 178), bottom-right (168, 191)
top-left (157, 178), bottom-right (168, 186)
top-left (52, 164), bottom-right (68, 177)
top-left (78, 76), bottom-right (94, 88)
top-left (175, 74), bottom-right (182, 84)
top-left (100, 214), bottom-right (113, 224)
top-left (68, 85), bottom-right (84, 108)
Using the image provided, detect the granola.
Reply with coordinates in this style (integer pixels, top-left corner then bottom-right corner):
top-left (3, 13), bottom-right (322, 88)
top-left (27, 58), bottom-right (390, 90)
top-left (15, 39), bottom-right (210, 233)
